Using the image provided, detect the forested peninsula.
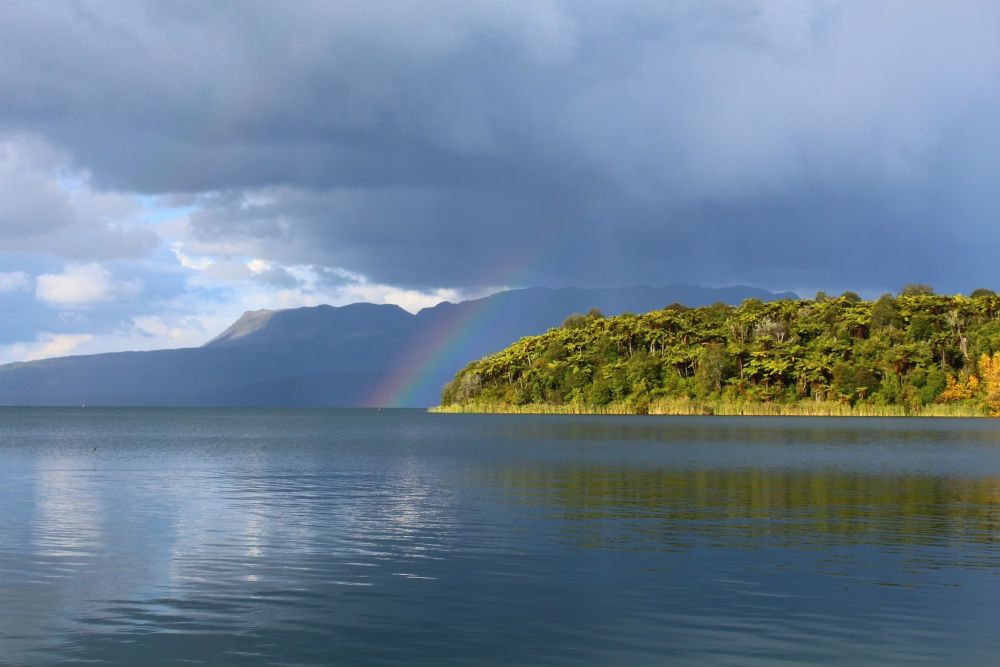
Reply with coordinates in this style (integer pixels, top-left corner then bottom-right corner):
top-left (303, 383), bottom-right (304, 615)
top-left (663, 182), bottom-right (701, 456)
top-left (436, 287), bottom-right (1000, 416)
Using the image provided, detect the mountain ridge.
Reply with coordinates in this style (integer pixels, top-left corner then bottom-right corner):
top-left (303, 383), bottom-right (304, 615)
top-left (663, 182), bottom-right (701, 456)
top-left (0, 284), bottom-right (798, 407)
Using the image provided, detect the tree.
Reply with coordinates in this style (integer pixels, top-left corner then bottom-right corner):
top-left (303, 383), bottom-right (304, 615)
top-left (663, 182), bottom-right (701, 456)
top-left (840, 291), bottom-right (862, 302)
top-left (980, 353), bottom-right (1000, 415)
top-left (901, 284), bottom-right (934, 296)
top-left (562, 313), bottom-right (588, 329)
top-left (919, 367), bottom-right (947, 404)
top-left (971, 288), bottom-right (996, 298)
top-left (562, 308), bottom-right (605, 329)
top-left (936, 374), bottom-right (979, 403)
top-left (907, 314), bottom-right (934, 341)
top-left (694, 343), bottom-right (730, 397)
top-left (871, 294), bottom-right (901, 328)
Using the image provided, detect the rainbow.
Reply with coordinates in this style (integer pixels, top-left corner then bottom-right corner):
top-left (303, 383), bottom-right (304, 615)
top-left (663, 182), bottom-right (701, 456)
top-left (365, 294), bottom-right (496, 407)
top-left (366, 243), bottom-right (554, 407)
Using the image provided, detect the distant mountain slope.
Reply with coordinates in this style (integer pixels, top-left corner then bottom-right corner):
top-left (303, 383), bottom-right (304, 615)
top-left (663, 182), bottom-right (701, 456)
top-left (0, 284), bottom-right (796, 407)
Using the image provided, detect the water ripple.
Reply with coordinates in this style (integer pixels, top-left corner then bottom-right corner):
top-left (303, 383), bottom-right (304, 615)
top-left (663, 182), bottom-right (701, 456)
top-left (0, 408), bottom-right (998, 665)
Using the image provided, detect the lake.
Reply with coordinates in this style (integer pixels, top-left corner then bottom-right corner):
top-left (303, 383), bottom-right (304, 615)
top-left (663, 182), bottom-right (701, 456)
top-left (0, 408), bottom-right (998, 666)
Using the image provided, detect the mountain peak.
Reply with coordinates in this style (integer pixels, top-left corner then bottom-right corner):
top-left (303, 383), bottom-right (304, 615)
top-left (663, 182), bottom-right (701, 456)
top-left (205, 309), bottom-right (278, 346)
top-left (205, 302), bottom-right (412, 348)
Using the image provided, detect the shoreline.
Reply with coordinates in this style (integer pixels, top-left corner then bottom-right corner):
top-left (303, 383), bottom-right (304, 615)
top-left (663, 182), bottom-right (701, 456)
top-left (430, 399), bottom-right (989, 417)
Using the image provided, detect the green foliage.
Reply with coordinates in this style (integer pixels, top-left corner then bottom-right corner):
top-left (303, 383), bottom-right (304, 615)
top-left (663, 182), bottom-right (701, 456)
top-left (562, 308), bottom-right (604, 329)
top-left (694, 343), bottom-right (731, 398)
top-left (440, 291), bottom-right (1000, 415)
top-left (840, 291), bottom-right (862, 302)
top-left (919, 366), bottom-right (948, 405)
top-left (901, 284), bottom-right (935, 296)
top-left (907, 314), bottom-right (934, 341)
top-left (870, 294), bottom-right (901, 328)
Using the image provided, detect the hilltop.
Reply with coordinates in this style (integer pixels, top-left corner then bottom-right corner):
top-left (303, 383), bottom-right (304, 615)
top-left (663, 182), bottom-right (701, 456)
top-left (438, 290), bottom-right (1000, 416)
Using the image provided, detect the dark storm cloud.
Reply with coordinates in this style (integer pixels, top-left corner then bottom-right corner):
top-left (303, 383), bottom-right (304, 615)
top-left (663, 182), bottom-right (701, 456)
top-left (3, 0), bottom-right (1000, 292)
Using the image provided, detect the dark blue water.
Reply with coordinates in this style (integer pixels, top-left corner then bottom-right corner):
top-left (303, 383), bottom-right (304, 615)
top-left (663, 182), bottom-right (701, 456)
top-left (1, 408), bottom-right (998, 666)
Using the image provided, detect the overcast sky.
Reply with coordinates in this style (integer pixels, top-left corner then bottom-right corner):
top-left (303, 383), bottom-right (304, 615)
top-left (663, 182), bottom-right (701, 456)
top-left (2, 1), bottom-right (999, 363)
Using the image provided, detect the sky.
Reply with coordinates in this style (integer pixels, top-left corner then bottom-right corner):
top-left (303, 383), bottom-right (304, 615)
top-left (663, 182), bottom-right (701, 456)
top-left (2, 0), bottom-right (999, 364)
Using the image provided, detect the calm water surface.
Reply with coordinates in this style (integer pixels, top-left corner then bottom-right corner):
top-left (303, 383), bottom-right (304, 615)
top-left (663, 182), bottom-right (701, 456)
top-left (0, 408), bottom-right (998, 666)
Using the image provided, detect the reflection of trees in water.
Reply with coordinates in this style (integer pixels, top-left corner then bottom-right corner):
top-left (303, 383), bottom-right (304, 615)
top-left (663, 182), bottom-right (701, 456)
top-left (489, 466), bottom-right (1000, 554)
top-left (479, 417), bottom-right (1000, 449)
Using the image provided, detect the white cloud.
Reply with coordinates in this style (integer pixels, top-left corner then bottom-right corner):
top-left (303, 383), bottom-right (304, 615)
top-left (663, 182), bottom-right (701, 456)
top-left (171, 242), bottom-right (212, 270)
top-left (0, 332), bottom-right (93, 364)
top-left (0, 271), bottom-right (32, 293)
top-left (331, 276), bottom-right (480, 313)
top-left (247, 258), bottom-right (270, 273)
top-left (123, 314), bottom-right (222, 349)
top-left (173, 240), bottom-right (496, 314)
top-left (35, 263), bottom-right (142, 307)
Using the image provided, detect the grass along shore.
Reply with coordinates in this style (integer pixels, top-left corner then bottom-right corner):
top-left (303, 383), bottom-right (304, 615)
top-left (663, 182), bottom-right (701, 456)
top-left (430, 399), bottom-right (989, 417)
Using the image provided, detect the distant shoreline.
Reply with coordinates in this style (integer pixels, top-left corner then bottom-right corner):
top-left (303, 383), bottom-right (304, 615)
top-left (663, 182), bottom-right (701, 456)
top-left (430, 399), bottom-right (989, 417)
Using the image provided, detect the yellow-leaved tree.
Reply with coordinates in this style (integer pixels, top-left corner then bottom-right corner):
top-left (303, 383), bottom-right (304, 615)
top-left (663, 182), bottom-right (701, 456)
top-left (936, 374), bottom-right (979, 403)
top-left (979, 352), bottom-right (1000, 416)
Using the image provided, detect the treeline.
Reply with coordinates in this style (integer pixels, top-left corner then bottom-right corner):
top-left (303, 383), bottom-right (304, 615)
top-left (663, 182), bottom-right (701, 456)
top-left (439, 287), bottom-right (1000, 415)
